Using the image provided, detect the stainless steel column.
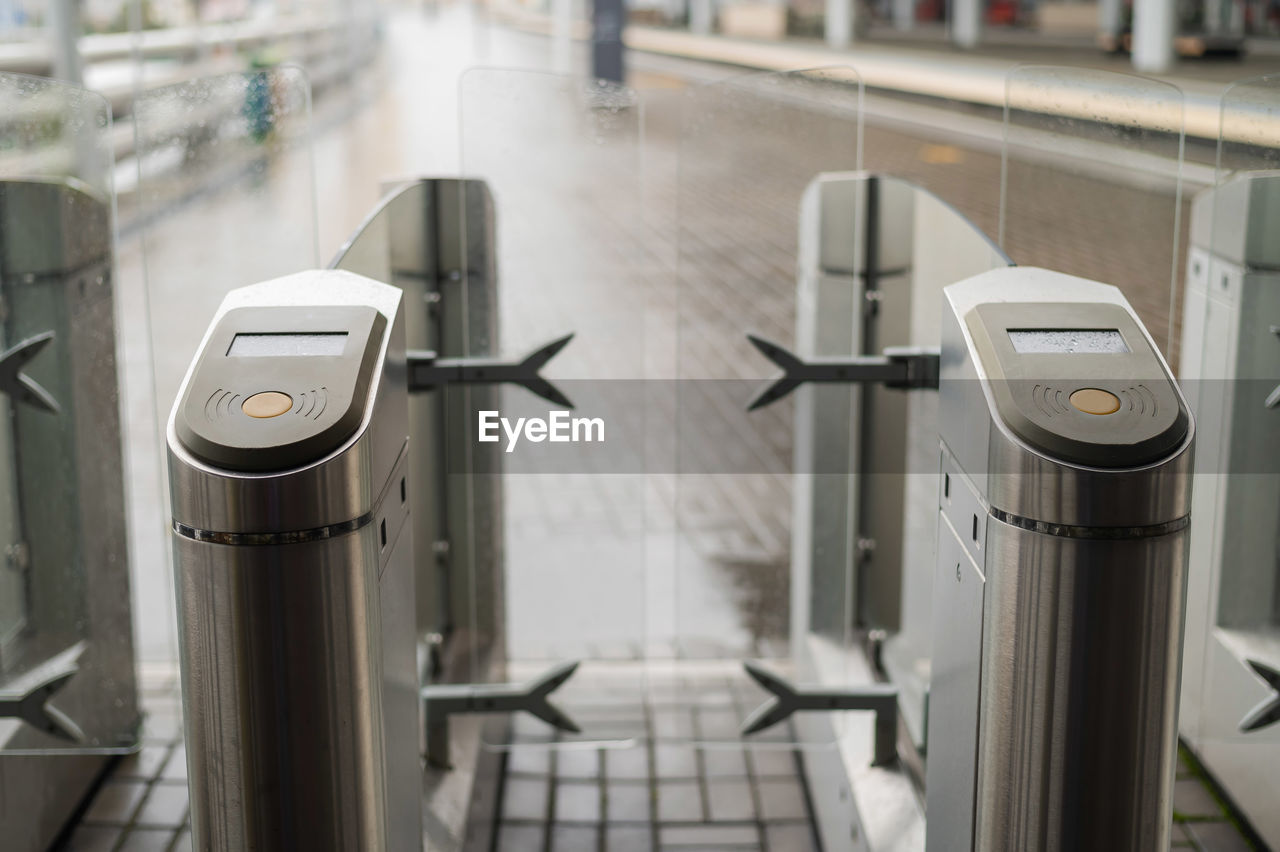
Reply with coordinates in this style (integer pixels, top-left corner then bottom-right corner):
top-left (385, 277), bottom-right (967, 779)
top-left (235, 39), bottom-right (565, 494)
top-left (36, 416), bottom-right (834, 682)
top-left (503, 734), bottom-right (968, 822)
top-left (167, 270), bottom-right (420, 851)
top-left (926, 267), bottom-right (1194, 851)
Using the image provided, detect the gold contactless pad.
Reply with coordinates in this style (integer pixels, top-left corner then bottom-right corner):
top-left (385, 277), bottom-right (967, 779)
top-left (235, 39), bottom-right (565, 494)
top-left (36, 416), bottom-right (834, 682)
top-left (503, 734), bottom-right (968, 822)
top-left (242, 391), bottom-right (294, 418)
top-left (965, 302), bottom-right (1189, 468)
top-left (1069, 388), bottom-right (1121, 416)
top-left (175, 305), bottom-right (387, 472)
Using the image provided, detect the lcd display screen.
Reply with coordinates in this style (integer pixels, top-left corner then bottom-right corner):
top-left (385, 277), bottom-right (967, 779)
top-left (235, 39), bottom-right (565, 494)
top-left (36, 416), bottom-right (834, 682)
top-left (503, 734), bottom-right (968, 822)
top-left (228, 332), bottom-right (349, 357)
top-left (1007, 329), bottom-right (1129, 354)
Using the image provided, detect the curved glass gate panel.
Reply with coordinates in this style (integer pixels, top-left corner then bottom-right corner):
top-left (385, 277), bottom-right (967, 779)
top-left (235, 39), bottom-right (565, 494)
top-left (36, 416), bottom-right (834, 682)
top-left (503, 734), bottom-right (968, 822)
top-left (859, 175), bottom-right (1011, 751)
top-left (0, 74), bottom-right (140, 753)
top-left (675, 68), bottom-right (865, 748)
top-left (1175, 73), bottom-right (1280, 844)
top-left (458, 70), bottom-right (655, 749)
top-left (1002, 66), bottom-right (1185, 358)
top-left (134, 66), bottom-right (318, 428)
top-left (131, 66), bottom-right (318, 667)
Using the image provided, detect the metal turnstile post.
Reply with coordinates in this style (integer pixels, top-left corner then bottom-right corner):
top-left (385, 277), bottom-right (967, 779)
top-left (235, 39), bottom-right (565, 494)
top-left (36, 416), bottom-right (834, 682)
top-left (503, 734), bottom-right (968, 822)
top-left (926, 267), bottom-right (1194, 850)
top-left (167, 270), bottom-right (421, 851)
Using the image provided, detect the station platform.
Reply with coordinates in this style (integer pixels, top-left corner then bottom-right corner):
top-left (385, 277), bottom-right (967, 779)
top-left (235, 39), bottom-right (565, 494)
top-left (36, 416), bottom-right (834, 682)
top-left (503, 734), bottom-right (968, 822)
top-left (494, 4), bottom-right (1280, 141)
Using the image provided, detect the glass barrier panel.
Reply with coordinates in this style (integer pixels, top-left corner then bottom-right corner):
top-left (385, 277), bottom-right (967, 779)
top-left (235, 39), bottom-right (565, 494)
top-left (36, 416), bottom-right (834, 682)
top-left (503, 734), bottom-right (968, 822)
top-left (0, 73), bottom-right (140, 754)
top-left (133, 66), bottom-right (318, 434)
top-left (1002, 66), bottom-right (1185, 359)
top-left (458, 69), bottom-right (655, 750)
top-left (130, 65), bottom-right (317, 671)
top-left (676, 68), bottom-right (864, 748)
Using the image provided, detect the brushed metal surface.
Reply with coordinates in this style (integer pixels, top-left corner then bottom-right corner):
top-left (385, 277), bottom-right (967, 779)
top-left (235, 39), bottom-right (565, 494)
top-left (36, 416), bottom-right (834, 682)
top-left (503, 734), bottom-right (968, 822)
top-left (168, 273), bottom-right (420, 851)
top-left (928, 270), bottom-right (1195, 852)
top-left (973, 519), bottom-right (1188, 851)
top-left (376, 455), bottom-right (421, 852)
top-left (174, 522), bottom-right (390, 851)
top-left (924, 508), bottom-right (986, 852)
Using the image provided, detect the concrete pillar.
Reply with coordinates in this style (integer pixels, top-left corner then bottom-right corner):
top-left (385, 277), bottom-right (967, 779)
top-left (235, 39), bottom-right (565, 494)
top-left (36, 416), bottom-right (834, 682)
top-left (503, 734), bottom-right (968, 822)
top-left (826, 0), bottom-right (853, 48)
top-left (951, 0), bottom-right (981, 49)
top-left (690, 0), bottom-right (713, 34)
top-left (1132, 0), bottom-right (1175, 72)
top-left (47, 0), bottom-right (82, 84)
top-left (893, 0), bottom-right (914, 30)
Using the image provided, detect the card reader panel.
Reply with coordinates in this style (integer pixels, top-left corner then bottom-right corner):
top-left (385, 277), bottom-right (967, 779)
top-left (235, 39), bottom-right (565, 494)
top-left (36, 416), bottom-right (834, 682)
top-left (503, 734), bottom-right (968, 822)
top-left (174, 305), bottom-right (387, 472)
top-left (965, 302), bottom-right (1189, 468)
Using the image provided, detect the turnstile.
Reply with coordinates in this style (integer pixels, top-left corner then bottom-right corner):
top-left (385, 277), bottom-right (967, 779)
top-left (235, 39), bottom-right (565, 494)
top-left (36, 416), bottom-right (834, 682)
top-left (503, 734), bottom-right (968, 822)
top-left (1178, 172), bottom-right (1280, 845)
top-left (926, 267), bottom-right (1194, 850)
top-left (166, 270), bottom-right (420, 851)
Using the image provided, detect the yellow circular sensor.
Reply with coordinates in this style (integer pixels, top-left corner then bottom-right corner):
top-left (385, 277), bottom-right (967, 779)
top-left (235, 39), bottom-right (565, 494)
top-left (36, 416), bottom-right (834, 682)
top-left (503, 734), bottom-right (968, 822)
top-left (1070, 388), bottom-right (1121, 416)
top-left (243, 391), bottom-right (293, 419)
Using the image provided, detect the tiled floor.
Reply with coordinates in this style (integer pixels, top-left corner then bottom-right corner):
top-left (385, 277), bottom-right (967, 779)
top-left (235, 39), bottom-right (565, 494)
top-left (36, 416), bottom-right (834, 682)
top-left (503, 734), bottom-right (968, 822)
top-left (58, 664), bottom-right (1265, 851)
top-left (1172, 752), bottom-right (1261, 852)
top-left (60, 669), bottom-right (190, 852)
top-left (489, 666), bottom-right (822, 852)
